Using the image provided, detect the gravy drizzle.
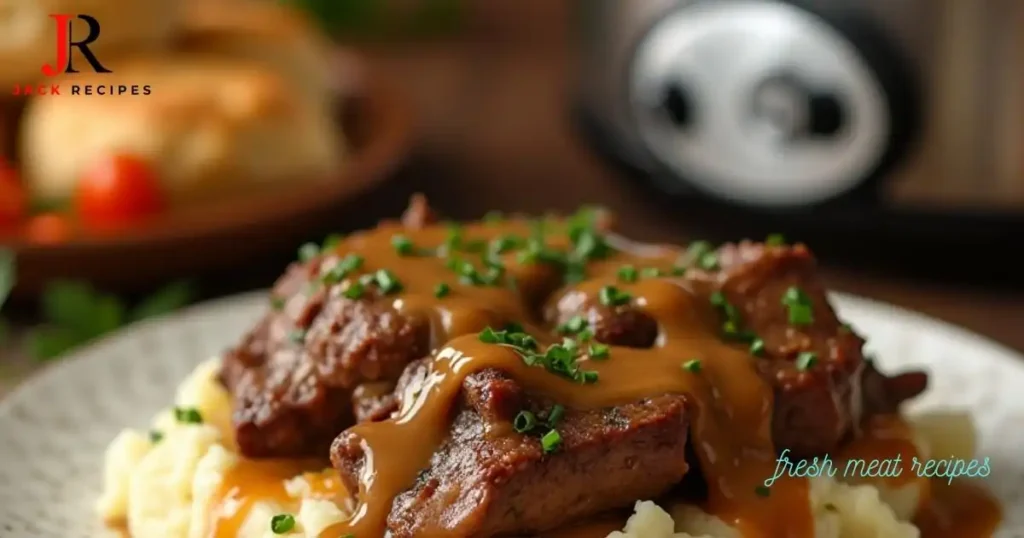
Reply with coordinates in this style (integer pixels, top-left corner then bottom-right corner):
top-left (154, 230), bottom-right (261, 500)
top-left (315, 218), bottom-right (810, 537)
top-left (201, 213), bottom-right (1000, 538)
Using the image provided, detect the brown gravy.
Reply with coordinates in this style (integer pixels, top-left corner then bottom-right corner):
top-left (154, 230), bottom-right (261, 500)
top-left (186, 216), bottom-right (1000, 538)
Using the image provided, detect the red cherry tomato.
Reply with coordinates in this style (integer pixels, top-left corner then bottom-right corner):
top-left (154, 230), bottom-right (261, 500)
top-left (74, 154), bottom-right (166, 228)
top-left (25, 212), bottom-right (73, 244)
top-left (0, 160), bottom-right (26, 226)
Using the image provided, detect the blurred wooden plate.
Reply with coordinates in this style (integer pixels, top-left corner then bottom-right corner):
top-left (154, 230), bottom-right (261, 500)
top-left (2, 52), bottom-right (414, 297)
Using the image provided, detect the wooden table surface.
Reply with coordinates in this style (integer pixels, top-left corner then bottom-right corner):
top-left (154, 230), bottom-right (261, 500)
top-left (2, 1), bottom-right (1023, 395)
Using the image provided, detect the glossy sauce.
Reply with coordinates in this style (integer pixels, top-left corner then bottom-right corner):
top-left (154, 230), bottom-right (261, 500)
top-left (316, 220), bottom-right (810, 537)
top-left (915, 480), bottom-right (1002, 538)
top-left (207, 459), bottom-right (338, 536)
top-left (198, 216), bottom-right (999, 538)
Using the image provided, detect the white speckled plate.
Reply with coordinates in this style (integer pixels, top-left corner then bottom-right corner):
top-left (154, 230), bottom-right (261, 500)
top-left (0, 291), bottom-right (1023, 537)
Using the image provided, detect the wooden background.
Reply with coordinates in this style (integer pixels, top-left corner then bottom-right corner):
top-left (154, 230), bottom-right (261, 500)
top-left (2, 0), bottom-right (1023, 394)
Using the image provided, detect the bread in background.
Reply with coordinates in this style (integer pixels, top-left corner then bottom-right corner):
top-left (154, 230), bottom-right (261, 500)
top-left (20, 55), bottom-right (343, 206)
top-left (177, 0), bottom-right (336, 110)
top-left (0, 0), bottom-right (180, 92)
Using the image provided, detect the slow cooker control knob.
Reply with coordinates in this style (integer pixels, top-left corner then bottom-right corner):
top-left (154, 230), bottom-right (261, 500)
top-left (629, 1), bottom-right (895, 208)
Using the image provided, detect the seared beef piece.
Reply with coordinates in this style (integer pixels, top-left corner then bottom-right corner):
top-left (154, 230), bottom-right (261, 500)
top-left (546, 293), bottom-right (659, 348)
top-left (686, 241), bottom-right (927, 456)
top-left (352, 381), bottom-right (399, 423)
top-left (331, 369), bottom-right (690, 538)
top-left (219, 261), bottom-right (430, 458)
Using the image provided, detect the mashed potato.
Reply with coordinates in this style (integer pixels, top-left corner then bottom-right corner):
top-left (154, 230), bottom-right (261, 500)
top-left (97, 358), bottom-right (347, 538)
top-left (98, 360), bottom-right (975, 538)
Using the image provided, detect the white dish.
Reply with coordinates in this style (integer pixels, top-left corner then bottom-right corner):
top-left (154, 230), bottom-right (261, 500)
top-left (0, 291), bottom-right (1022, 537)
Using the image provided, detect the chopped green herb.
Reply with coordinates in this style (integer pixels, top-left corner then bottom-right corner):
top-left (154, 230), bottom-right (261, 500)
top-left (297, 242), bottom-right (320, 262)
top-left (270, 513), bottom-right (295, 534)
top-left (547, 404), bottom-right (565, 426)
top-left (781, 286), bottom-right (814, 325)
top-left (289, 329), bottom-right (306, 344)
top-left (684, 240), bottom-right (714, 267)
top-left (556, 315), bottom-right (588, 335)
top-left (483, 211), bottom-right (504, 224)
top-left (698, 251), bottom-right (719, 271)
top-left (480, 266), bottom-right (504, 286)
top-left (576, 328), bottom-right (594, 342)
top-left (670, 266), bottom-right (687, 276)
top-left (336, 254), bottom-right (364, 275)
top-left (434, 282), bottom-right (451, 298)
top-left (617, 265), bottom-right (638, 283)
top-left (766, 233), bottom-right (786, 246)
top-left (149, 430), bottom-right (163, 443)
top-left (640, 267), bottom-right (664, 278)
top-left (270, 296), bottom-right (285, 310)
top-left (479, 327), bottom-right (501, 343)
top-left (755, 486), bottom-right (771, 497)
top-left (598, 286), bottom-right (631, 307)
top-left (541, 429), bottom-right (563, 454)
top-left (682, 359), bottom-right (702, 373)
top-left (342, 281), bottom-right (365, 300)
top-left (174, 407), bottom-right (203, 424)
top-left (580, 370), bottom-right (599, 384)
top-left (374, 269), bottom-right (403, 294)
top-left (321, 233), bottom-right (344, 250)
top-left (750, 338), bottom-right (765, 357)
top-left (391, 234), bottom-right (414, 256)
top-left (513, 411), bottom-right (538, 433)
top-left (588, 342), bottom-right (610, 360)
top-left (710, 291), bottom-right (727, 307)
top-left (489, 235), bottom-right (522, 255)
top-left (796, 352), bottom-right (818, 371)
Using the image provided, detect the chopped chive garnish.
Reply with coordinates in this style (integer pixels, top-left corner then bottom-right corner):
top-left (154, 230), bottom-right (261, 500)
top-left (434, 282), bottom-right (451, 298)
top-left (541, 429), bottom-right (562, 454)
top-left (489, 235), bottom-right (521, 255)
top-left (374, 269), bottom-right (403, 294)
top-left (640, 267), bottom-right (664, 278)
top-left (321, 233), bottom-right (344, 250)
top-left (796, 351), bottom-right (818, 371)
top-left (556, 315), bottom-right (588, 335)
top-left (684, 240), bottom-right (714, 267)
top-left (174, 407), bottom-right (203, 424)
top-left (391, 234), bottom-right (414, 256)
top-left (750, 338), bottom-right (765, 357)
top-left (698, 251), bottom-right (719, 271)
top-left (547, 404), bottom-right (565, 426)
top-left (766, 233), bottom-right (786, 246)
top-left (710, 291), bottom-right (727, 307)
top-left (270, 513), bottom-right (295, 534)
top-left (297, 242), bottom-right (320, 262)
top-left (342, 281), bottom-right (365, 299)
top-left (481, 266), bottom-right (504, 286)
top-left (513, 411), bottom-right (537, 433)
top-left (483, 211), bottom-right (504, 224)
top-left (617, 265), bottom-right (638, 283)
top-left (781, 286), bottom-right (813, 325)
top-left (479, 327), bottom-right (500, 343)
top-left (682, 359), bottom-right (702, 373)
top-left (577, 328), bottom-right (594, 342)
top-left (337, 254), bottom-right (364, 274)
top-left (580, 370), bottom-right (599, 384)
top-left (149, 430), bottom-right (163, 443)
top-left (270, 296), bottom-right (285, 310)
top-left (598, 286), bottom-right (632, 307)
top-left (755, 486), bottom-right (771, 497)
top-left (289, 329), bottom-right (307, 344)
top-left (671, 266), bottom-right (686, 276)
top-left (588, 342), bottom-right (610, 360)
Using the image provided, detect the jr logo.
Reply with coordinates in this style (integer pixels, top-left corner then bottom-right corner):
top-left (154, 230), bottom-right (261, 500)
top-left (41, 14), bottom-right (112, 77)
